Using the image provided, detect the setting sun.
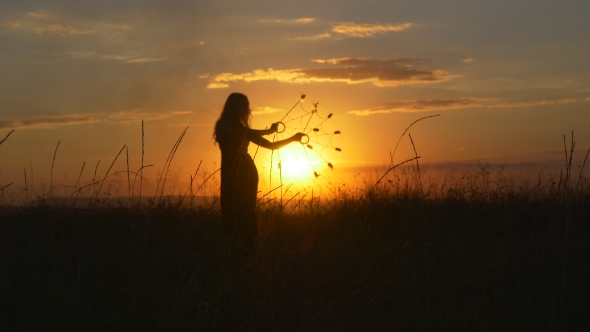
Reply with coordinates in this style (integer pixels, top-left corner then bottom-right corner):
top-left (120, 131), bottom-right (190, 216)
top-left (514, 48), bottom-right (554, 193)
top-left (280, 156), bottom-right (309, 176)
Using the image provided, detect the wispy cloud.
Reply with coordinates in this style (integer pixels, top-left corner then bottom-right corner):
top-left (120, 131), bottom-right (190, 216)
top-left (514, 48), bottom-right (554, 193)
top-left (252, 107), bottom-right (284, 115)
top-left (35, 24), bottom-right (92, 36)
top-left (462, 58), bottom-right (474, 63)
top-left (4, 11), bottom-right (93, 36)
top-left (349, 97), bottom-right (589, 116)
top-left (0, 115), bottom-right (102, 130)
top-left (296, 22), bottom-right (414, 41)
top-left (63, 52), bottom-right (166, 64)
top-left (0, 109), bottom-right (193, 130)
top-left (101, 55), bottom-right (134, 61)
top-left (207, 58), bottom-right (451, 89)
top-left (6, 21), bottom-right (93, 36)
top-left (26, 11), bottom-right (54, 20)
top-left (348, 110), bottom-right (392, 116)
top-left (67, 51), bottom-right (97, 58)
top-left (3, 10), bottom-right (130, 38)
top-left (296, 32), bottom-right (332, 41)
top-left (259, 18), bottom-right (315, 24)
top-left (207, 82), bottom-right (230, 89)
top-left (108, 110), bottom-right (176, 123)
top-left (349, 98), bottom-right (490, 116)
top-left (497, 98), bottom-right (579, 108)
top-left (126, 57), bottom-right (167, 63)
top-left (332, 22), bottom-right (413, 38)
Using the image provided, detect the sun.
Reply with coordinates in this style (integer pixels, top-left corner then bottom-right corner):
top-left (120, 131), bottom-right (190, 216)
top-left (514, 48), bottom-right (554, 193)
top-left (275, 146), bottom-right (322, 183)
top-left (281, 156), bottom-right (310, 176)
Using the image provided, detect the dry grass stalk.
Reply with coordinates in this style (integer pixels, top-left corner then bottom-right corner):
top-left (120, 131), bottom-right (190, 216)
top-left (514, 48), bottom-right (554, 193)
top-left (389, 114), bottom-right (440, 165)
top-left (23, 169), bottom-right (27, 197)
top-left (71, 161), bottom-right (85, 198)
top-left (125, 146), bottom-right (131, 206)
top-left (0, 129), bottom-right (15, 146)
top-left (290, 191), bottom-right (308, 213)
top-left (95, 145), bottom-right (126, 199)
top-left (0, 182), bottom-right (14, 191)
top-left (92, 160), bottom-right (100, 196)
top-left (28, 161), bottom-right (34, 201)
top-left (140, 120), bottom-right (145, 207)
top-left (282, 189), bottom-right (304, 209)
top-left (50, 141), bottom-right (60, 200)
top-left (369, 156), bottom-right (421, 194)
top-left (194, 167), bottom-right (220, 196)
top-left (257, 184), bottom-right (283, 204)
top-left (155, 127), bottom-right (188, 199)
top-left (179, 160), bottom-right (202, 207)
top-left (409, 133), bottom-right (422, 191)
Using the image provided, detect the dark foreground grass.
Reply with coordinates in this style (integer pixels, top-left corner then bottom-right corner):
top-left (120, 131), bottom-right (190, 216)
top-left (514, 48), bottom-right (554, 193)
top-left (1, 183), bottom-right (590, 331)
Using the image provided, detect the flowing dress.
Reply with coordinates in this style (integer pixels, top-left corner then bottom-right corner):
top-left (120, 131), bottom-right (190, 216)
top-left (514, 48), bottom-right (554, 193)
top-left (216, 120), bottom-right (261, 251)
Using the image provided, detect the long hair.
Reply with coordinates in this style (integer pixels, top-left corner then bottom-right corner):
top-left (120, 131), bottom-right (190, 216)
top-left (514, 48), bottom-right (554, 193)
top-left (213, 92), bottom-right (251, 144)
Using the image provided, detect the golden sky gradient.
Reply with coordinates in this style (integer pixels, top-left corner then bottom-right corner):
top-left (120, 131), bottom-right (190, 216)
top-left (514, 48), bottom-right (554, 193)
top-left (1, 0), bottom-right (590, 195)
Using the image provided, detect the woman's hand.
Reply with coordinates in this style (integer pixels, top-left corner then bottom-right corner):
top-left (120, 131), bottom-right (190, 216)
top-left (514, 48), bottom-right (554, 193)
top-left (291, 132), bottom-right (305, 143)
top-left (269, 122), bottom-right (280, 134)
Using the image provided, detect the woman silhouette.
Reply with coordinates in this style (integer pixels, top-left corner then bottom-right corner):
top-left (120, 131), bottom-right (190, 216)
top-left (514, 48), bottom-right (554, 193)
top-left (213, 93), bottom-right (303, 252)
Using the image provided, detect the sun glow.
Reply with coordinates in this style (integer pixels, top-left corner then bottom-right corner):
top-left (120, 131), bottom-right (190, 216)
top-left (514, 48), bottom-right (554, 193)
top-left (275, 146), bottom-right (323, 183)
top-left (280, 156), bottom-right (310, 176)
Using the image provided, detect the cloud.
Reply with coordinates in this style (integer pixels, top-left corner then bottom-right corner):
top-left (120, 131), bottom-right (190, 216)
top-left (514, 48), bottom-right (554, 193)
top-left (558, 98), bottom-right (578, 104)
top-left (294, 22), bottom-right (413, 41)
top-left (63, 52), bottom-right (166, 64)
top-left (101, 55), bottom-right (167, 63)
top-left (296, 32), bottom-right (332, 41)
top-left (496, 101), bottom-right (552, 108)
top-left (3, 10), bottom-right (130, 38)
top-left (126, 57), bottom-right (167, 63)
top-left (0, 115), bottom-right (102, 130)
top-left (207, 58), bottom-right (451, 88)
top-left (5, 21), bottom-right (93, 36)
top-left (34, 24), bottom-right (92, 36)
top-left (348, 110), bottom-right (393, 116)
top-left (259, 18), bottom-right (315, 24)
top-left (332, 22), bottom-right (413, 38)
top-left (4, 11), bottom-right (94, 36)
top-left (0, 108), bottom-right (193, 130)
top-left (496, 98), bottom-right (579, 108)
top-left (294, 18), bottom-right (315, 24)
top-left (67, 51), bottom-right (97, 58)
top-left (101, 55), bottom-right (134, 61)
top-left (252, 107), bottom-right (284, 115)
top-left (207, 82), bottom-right (230, 89)
top-left (349, 97), bottom-right (590, 116)
top-left (349, 98), bottom-right (490, 116)
top-left (26, 11), bottom-right (54, 20)
top-left (108, 110), bottom-right (171, 123)
top-left (462, 58), bottom-right (474, 63)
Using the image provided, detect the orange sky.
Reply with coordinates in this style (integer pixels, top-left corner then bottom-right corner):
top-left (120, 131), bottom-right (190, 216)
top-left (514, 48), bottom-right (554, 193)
top-left (1, 1), bottom-right (590, 197)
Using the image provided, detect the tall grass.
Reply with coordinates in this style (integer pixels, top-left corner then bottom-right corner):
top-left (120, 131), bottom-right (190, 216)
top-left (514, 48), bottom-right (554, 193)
top-left (1, 127), bottom-right (590, 330)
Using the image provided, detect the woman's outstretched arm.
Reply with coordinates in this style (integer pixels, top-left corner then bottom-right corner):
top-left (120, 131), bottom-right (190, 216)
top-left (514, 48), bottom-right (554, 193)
top-left (248, 122), bottom-right (280, 136)
top-left (216, 119), bottom-right (302, 149)
top-left (249, 133), bottom-right (304, 150)
top-left (217, 120), bottom-right (279, 137)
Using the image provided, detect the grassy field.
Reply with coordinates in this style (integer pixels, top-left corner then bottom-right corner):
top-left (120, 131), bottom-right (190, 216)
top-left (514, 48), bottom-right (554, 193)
top-left (2, 126), bottom-right (590, 330)
top-left (2, 162), bottom-right (590, 331)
